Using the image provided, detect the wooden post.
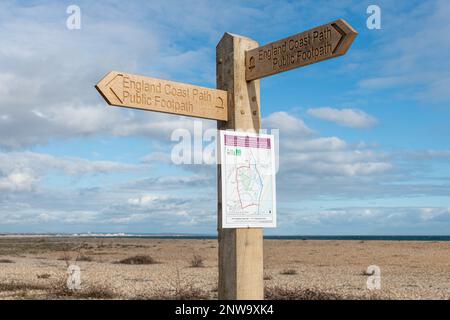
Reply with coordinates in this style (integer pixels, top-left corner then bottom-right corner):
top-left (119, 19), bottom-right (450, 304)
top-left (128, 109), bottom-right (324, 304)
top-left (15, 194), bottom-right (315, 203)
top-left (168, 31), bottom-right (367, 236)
top-left (216, 33), bottom-right (263, 300)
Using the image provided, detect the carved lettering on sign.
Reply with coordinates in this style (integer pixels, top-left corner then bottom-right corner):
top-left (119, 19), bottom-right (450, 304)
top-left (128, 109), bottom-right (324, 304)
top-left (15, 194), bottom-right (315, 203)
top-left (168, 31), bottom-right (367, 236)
top-left (96, 72), bottom-right (228, 121)
top-left (245, 19), bottom-right (357, 81)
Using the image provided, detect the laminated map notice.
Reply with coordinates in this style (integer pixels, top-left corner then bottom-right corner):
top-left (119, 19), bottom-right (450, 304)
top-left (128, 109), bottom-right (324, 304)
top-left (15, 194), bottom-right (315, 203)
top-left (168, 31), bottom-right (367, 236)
top-left (220, 131), bottom-right (277, 228)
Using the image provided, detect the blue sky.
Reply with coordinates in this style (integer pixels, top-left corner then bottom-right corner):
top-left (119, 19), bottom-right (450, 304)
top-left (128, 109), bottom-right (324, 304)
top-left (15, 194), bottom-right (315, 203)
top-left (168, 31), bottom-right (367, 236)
top-left (0, 0), bottom-right (449, 235)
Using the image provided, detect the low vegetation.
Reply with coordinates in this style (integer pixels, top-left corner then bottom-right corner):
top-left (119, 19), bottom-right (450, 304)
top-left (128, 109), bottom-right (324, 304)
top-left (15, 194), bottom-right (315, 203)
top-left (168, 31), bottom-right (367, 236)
top-left (0, 258), bottom-right (14, 263)
top-left (76, 255), bottom-right (94, 262)
top-left (265, 286), bottom-right (344, 300)
top-left (172, 286), bottom-right (209, 300)
top-left (150, 267), bottom-right (209, 300)
top-left (0, 281), bottom-right (47, 292)
top-left (189, 255), bottom-right (204, 268)
top-left (0, 278), bottom-right (116, 299)
top-left (280, 269), bottom-right (297, 275)
top-left (117, 255), bottom-right (157, 265)
top-left (49, 278), bottom-right (116, 299)
top-left (264, 273), bottom-right (273, 280)
top-left (361, 269), bottom-right (375, 276)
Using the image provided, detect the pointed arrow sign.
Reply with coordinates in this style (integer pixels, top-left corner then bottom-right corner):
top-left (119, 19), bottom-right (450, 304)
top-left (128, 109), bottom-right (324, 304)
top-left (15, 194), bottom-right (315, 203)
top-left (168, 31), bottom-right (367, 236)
top-left (96, 71), bottom-right (228, 121)
top-left (245, 19), bottom-right (358, 81)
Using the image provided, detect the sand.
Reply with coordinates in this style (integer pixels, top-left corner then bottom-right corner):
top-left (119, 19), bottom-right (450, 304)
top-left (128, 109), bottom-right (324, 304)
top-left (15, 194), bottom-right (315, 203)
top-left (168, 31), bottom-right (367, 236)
top-left (0, 237), bottom-right (448, 300)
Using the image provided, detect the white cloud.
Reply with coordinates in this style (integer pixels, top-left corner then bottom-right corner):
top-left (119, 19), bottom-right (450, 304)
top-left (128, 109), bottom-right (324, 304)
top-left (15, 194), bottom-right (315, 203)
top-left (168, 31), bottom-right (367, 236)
top-left (126, 174), bottom-right (214, 191)
top-left (37, 213), bottom-right (54, 223)
top-left (262, 111), bottom-right (390, 178)
top-left (109, 214), bottom-right (147, 224)
top-left (0, 169), bottom-right (36, 192)
top-left (283, 137), bottom-right (347, 151)
top-left (0, 1), bottom-right (221, 149)
top-left (307, 107), bottom-right (378, 128)
top-left (283, 155), bottom-right (392, 176)
top-left (0, 0), bottom-right (347, 149)
top-left (128, 194), bottom-right (168, 206)
top-left (2, 110), bottom-right (444, 234)
top-left (263, 111), bottom-right (313, 135)
top-left (0, 151), bottom-right (137, 193)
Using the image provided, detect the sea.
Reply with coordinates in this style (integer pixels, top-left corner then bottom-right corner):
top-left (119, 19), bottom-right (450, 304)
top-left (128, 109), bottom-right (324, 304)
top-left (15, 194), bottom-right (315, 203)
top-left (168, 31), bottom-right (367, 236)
top-left (1, 233), bottom-right (448, 241)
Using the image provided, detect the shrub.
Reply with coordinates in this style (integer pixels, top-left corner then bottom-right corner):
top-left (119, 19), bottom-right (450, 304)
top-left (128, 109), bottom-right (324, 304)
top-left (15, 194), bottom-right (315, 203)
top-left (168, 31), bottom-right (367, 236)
top-left (49, 277), bottom-right (116, 299)
top-left (0, 259), bottom-right (14, 263)
top-left (280, 269), bottom-right (297, 275)
top-left (264, 273), bottom-right (273, 280)
top-left (265, 286), bottom-right (344, 300)
top-left (117, 255), bottom-right (157, 265)
top-left (189, 255), bottom-right (204, 268)
top-left (76, 255), bottom-right (93, 262)
top-left (0, 281), bottom-right (47, 292)
top-left (361, 268), bottom-right (375, 276)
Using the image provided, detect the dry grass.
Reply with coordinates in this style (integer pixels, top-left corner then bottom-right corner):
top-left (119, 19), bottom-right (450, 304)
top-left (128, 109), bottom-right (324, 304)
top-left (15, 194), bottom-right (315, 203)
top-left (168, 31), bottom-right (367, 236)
top-left (172, 287), bottom-right (209, 300)
top-left (264, 273), bottom-right (273, 280)
top-left (265, 286), bottom-right (388, 300)
top-left (73, 285), bottom-right (116, 299)
top-left (0, 281), bottom-right (48, 292)
top-left (46, 277), bottom-right (116, 299)
top-left (0, 258), bottom-right (14, 263)
top-left (76, 255), bottom-right (94, 262)
top-left (265, 286), bottom-right (345, 300)
top-left (117, 255), bottom-right (157, 265)
top-left (361, 269), bottom-right (375, 276)
top-left (0, 278), bottom-right (116, 300)
top-left (144, 267), bottom-right (210, 300)
top-left (189, 255), bottom-right (204, 268)
top-left (136, 287), bottom-right (209, 300)
top-left (280, 269), bottom-right (297, 275)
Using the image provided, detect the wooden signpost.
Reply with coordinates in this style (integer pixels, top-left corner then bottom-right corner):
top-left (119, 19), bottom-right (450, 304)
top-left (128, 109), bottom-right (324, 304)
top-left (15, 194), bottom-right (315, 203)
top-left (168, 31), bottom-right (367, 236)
top-left (96, 71), bottom-right (228, 121)
top-left (217, 33), bottom-right (264, 300)
top-left (245, 19), bottom-right (357, 81)
top-left (96, 19), bottom-right (357, 301)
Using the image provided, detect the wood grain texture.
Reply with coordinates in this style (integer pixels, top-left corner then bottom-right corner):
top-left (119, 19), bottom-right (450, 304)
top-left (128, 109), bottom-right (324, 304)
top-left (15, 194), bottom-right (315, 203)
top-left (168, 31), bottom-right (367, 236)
top-left (245, 19), bottom-right (358, 81)
top-left (96, 71), bottom-right (228, 121)
top-left (216, 33), bottom-right (264, 300)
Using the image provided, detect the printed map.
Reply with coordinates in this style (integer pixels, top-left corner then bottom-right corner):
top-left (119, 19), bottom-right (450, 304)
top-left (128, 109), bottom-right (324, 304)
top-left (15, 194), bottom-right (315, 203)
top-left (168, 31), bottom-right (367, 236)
top-left (220, 131), bottom-right (276, 228)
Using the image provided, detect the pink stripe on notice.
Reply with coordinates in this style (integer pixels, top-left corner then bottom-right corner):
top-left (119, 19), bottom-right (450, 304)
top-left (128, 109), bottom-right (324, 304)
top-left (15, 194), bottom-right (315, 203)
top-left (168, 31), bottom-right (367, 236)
top-left (224, 134), bottom-right (271, 149)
